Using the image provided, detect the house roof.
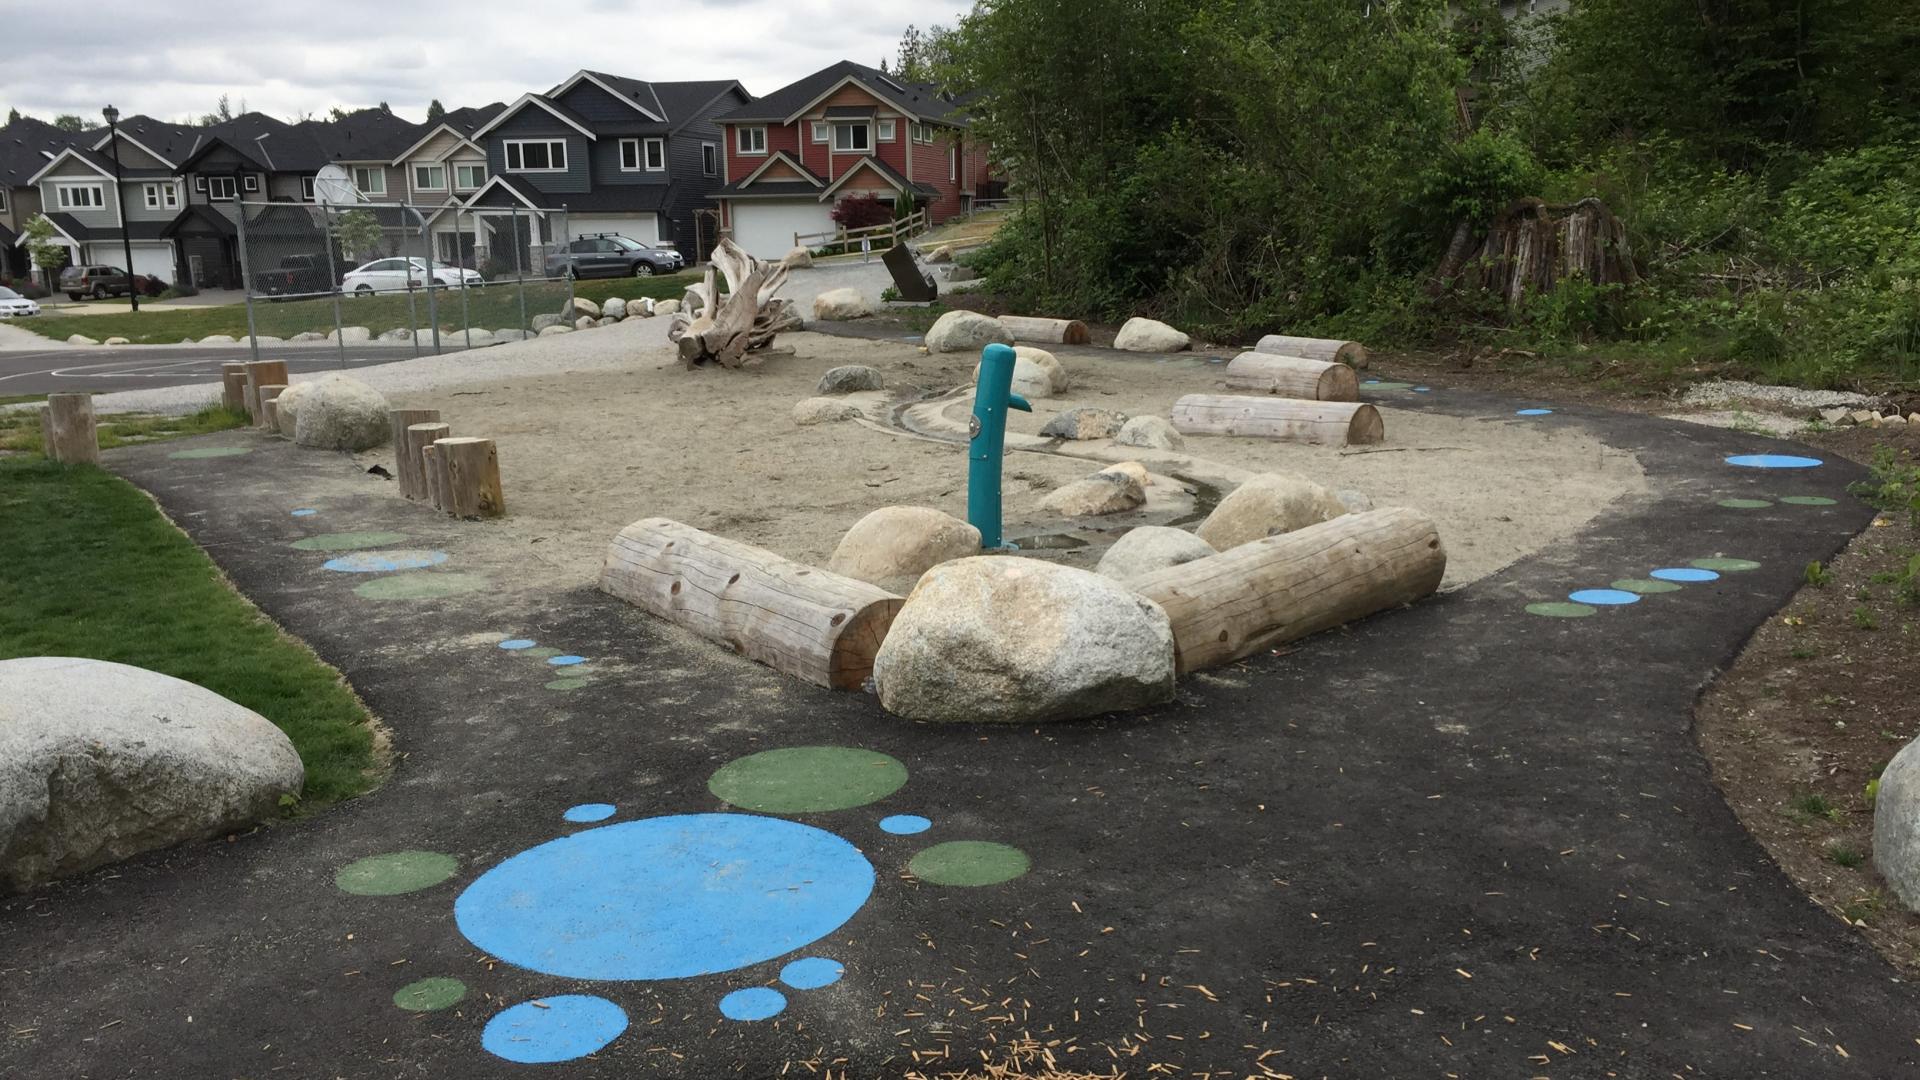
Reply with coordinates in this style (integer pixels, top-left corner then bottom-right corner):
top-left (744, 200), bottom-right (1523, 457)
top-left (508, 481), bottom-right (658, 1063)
top-left (25, 146), bottom-right (117, 185)
top-left (40, 211), bottom-right (173, 242)
top-left (712, 60), bottom-right (967, 126)
top-left (92, 115), bottom-right (199, 165)
top-left (388, 103), bottom-right (507, 164)
top-left (0, 118), bottom-right (92, 189)
top-left (471, 92), bottom-right (598, 141)
top-left (818, 155), bottom-right (940, 201)
top-left (160, 204), bottom-right (236, 238)
top-left (718, 152), bottom-right (937, 202)
top-left (459, 172), bottom-right (669, 214)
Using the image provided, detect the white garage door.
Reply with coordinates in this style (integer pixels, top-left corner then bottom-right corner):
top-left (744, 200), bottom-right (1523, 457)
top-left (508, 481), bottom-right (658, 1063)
top-left (562, 214), bottom-right (660, 246)
top-left (729, 200), bottom-right (835, 261)
top-left (85, 241), bottom-right (176, 285)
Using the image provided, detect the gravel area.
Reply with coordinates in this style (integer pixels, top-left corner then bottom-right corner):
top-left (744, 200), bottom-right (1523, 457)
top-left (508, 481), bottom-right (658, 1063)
top-left (1680, 378), bottom-right (1878, 411)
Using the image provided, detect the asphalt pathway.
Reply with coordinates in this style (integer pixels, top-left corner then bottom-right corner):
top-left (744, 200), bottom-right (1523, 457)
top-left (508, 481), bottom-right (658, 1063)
top-left (2, 383), bottom-right (1914, 1078)
top-left (0, 342), bottom-right (477, 397)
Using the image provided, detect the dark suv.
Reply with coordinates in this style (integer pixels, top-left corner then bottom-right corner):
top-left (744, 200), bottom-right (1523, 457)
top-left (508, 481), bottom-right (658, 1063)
top-left (60, 265), bottom-right (135, 301)
top-left (545, 234), bottom-right (683, 279)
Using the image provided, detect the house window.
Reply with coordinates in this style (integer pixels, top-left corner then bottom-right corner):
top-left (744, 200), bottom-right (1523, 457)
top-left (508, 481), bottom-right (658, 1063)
top-left (644, 138), bottom-right (665, 171)
top-left (620, 138), bottom-right (663, 172)
top-left (55, 183), bottom-right (106, 209)
top-left (142, 182), bottom-right (178, 209)
top-left (878, 119), bottom-right (896, 142)
top-left (832, 123), bottom-right (871, 153)
top-left (301, 175), bottom-right (316, 201)
top-left (455, 164), bottom-right (486, 190)
top-left (736, 126), bottom-right (766, 155)
top-left (207, 176), bottom-right (237, 201)
top-left (194, 175), bottom-right (207, 192)
top-left (701, 143), bottom-right (717, 177)
top-left (243, 175), bottom-right (259, 192)
top-left (0, 188), bottom-right (8, 212)
top-left (413, 164), bottom-right (446, 191)
top-left (504, 139), bottom-right (567, 172)
top-left (811, 121), bottom-right (828, 143)
top-left (952, 145), bottom-right (960, 181)
top-left (351, 166), bottom-right (386, 195)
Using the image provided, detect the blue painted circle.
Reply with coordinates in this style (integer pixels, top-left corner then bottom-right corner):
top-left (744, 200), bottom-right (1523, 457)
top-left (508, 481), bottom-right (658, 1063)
top-left (321, 550), bottom-right (448, 573)
top-left (1568, 589), bottom-right (1640, 606)
top-left (1726, 453), bottom-right (1822, 469)
top-left (719, 987), bottom-right (787, 1021)
top-left (1651, 567), bottom-right (1720, 583)
top-left (879, 814), bottom-right (931, 835)
top-left (548, 655), bottom-right (587, 667)
top-left (780, 956), bottom-right (844, 990)
top-left (1413, 387), bottom-right (1432, 393)
top-left (455, 814), bottom-right (875, 981)
top-left (290, 508), bottom-right (317, 517)
top-left (498, 638), bottom-right (536, 650)
top-left (1516, 408), bottom-right (1554, 416)
top-left (1363, 379), bottom-right (1381, 385)
top-left (481, 995), bottom-right (628, 1064)
top-left (564, 804), bottom-right (616, 823)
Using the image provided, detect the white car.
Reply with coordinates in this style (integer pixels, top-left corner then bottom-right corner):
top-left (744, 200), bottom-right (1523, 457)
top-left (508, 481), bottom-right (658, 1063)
top-left (340, 257), bottom-right (484, 296)
top-left (0, 285), bottom-right (41, 317)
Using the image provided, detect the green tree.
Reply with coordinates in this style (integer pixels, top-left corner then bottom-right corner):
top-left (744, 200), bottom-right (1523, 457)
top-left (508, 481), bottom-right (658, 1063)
top-left (23, 216), bottom-right (70, 283)
top-left (52, 114), bottom-right (85, 132)
top-left (333, 209), bottom-right (385, 262)
top-left (895, 23), bottom-right (957, 83)
top-left (198, 94), bottom-right (245, 126)
top-left (426, 99), bottom-right (446, 122)
top-left (6, 107), bottom-right (22, 125)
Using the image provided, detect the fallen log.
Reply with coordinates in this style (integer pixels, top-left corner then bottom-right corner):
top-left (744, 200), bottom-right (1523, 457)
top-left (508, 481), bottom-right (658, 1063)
top-left (1133, 507), bottom-right (1445, 675)
top-left (1001, 315), bottom-right (1090, 346)
top-left (40, 393), bottom-right (100, 465)
top-left (600, 518), bottom-right (903, 690)
top-left (388, 410), bottom-right (442, 500)
top-left (1223, 352), bottom-right (1358, 401)
top-left (1170, 394), bottom-right (1383, 446)
top-left (436, 436), bottom-right (505, 519)
top-left (1253, 335), bottom-right (1369, 370)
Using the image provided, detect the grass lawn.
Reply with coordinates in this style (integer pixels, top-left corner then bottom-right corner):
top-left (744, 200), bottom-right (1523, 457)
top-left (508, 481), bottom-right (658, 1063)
top-left (15, 271), bottom-right (699, 346)
top-left (0, 403), bottom-right (250, 454)
top-left (0, 457), bottom-right (384, 806)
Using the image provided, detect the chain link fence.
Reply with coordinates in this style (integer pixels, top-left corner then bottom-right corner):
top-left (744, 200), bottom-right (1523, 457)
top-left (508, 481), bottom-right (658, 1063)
top-left (231, 199), bottom-right (573, 366)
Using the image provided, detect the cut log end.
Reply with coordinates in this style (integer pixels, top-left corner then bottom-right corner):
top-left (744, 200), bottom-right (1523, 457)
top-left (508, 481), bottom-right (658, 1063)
top-left (1001, 315), bottom-right (1090, 346)
top-left (1172, 394), bottom-right (1384, 447)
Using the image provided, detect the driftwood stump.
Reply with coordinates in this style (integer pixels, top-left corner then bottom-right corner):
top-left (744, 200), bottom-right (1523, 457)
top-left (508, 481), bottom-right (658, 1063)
top-left (668, 238), bottom-right (803, 369)
top-left (1443, 196), bottom-right (1636, 310)
top-left (40, 393), bottom-right (100, 465)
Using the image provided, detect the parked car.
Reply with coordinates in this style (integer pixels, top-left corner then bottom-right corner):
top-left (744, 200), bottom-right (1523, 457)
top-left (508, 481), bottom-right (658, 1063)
top-left (255, 254), bottom-right (339, 299)
top-left (0, 285), bottom-right (41, 317)
top-left (544, 234), bottom-right (684, 279)
top-left (340, 257), bottom-right (485, 296)
top-left (59, 265), bottom-right (134, 301)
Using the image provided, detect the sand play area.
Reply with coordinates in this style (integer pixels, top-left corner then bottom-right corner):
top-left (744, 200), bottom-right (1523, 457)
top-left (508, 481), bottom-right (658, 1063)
top-left (344, 327), bottom-right (1647, 593)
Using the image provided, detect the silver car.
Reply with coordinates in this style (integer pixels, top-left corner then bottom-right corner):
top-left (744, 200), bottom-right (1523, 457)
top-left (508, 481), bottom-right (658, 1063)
top-left (0, 285), bottom-right (41, 317)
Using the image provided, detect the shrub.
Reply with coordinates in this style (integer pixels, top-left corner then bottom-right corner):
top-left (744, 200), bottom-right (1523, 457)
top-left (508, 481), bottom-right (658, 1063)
top-left (137, 275), bottom-right (168, 297)
top-left (830, 194), bottom-right (894, 231)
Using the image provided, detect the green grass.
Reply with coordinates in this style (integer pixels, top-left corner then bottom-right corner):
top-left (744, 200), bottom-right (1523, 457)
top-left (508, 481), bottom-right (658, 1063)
top-left (0, 458), bottom-right (383, 805)
top-left (1790, 791), bottom-right (1844, 822)
top-left (0, 404), bottom-right (249, 454)
top-left (18, 272), bottom-right (699, 346)
top-left (1827, 844), bottom-right (1867, 868)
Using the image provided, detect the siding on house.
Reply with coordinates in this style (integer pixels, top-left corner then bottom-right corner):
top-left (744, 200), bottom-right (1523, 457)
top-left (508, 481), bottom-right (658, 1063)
top-left (124, 180), bottom-right (184, 221)
top-left (485, 109), bottom-right (590, 197)
top-left (38, 159), bottom-right (118, 229)
top-left (101, 136), bottom-right (172, 171)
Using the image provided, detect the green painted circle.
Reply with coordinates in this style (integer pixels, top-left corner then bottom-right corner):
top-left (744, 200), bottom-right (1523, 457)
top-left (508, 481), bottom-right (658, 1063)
top-left (293, 531), bottom-right (410, 552)
top-left (545, 677), bottom-right (592, 692)
top-left (393, 977), bottom-right (467, 1012)
top-left (1718, 498), bottom-right (1773, 509)
top-left (519, 646), bottom-right (563, 661)
top-left (1527, 602), bottom-right (1597, 618)
top-left (909, 841), bottom-right (1031, 887)
top-left (168, 446), bottom-right (251, 460)
top-left (1692, 558), bottom-right (1762, 572)
top-left (1611, 578), bottom-right (1683, 595)
top-left (1780, 496), bottom-right (1838, 506)
top-left (335, 851), bottom-right (458, 896)
top-left (354, 573), bottom-right (489, 600)
top-left (708, 747), bottom-right (908, 813)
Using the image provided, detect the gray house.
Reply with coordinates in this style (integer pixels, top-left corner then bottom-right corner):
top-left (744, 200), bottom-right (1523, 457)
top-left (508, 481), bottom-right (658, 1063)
top-left (1, 117), bottom-right (93, 283)
top-left (20, 115), bottom-right (197, 288)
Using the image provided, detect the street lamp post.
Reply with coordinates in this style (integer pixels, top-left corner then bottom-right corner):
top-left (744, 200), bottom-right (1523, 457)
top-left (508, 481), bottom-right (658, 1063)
top-left (102, 105), bottom-right (138, 312)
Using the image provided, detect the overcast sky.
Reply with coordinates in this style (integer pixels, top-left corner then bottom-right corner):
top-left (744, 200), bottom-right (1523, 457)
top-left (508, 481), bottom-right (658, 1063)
top-left (3, 0), bottom-right (969, 125)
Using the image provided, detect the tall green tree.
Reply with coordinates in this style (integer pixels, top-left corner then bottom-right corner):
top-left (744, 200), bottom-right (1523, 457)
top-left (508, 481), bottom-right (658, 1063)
top-left (5, 108), bottom-right (22, 125)
top-left (426, 99), bottom-right (446, 122)
top-left (52, 114), bottom-right (85, 132)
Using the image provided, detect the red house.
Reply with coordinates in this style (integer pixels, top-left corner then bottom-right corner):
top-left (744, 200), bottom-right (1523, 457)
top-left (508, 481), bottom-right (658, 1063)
top-left (711, 61), bottom-right (990, 259)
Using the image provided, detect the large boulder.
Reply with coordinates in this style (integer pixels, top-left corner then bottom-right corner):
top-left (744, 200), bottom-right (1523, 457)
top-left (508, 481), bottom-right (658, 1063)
top-left (66, 334), bottom-right (98, 346)
top-left (874, 558), bottom-right (1176, 723)
top-left (200, 334), bottom-right (238, 344)
top-left (574, 316), bottom-right (596, 331)
top-left (816, 365), bottom-right (885, 395)
top-left (924, 310), bottom-right (1013, 353)
top-left (103, 336), bottom-right (130, 346)
top-left (925, 245), bottom-right (954, 264)
top-left (1196, 472), bottom-right (1348, 550)
top-left (567, 296), bottom-right (601, 319)
top-left (1094, 526), bottom-right (1216, 583)
top-left (1040, 407), bottom-right (1128, 440)
top-left (655, 299), bottom-right (682, 316)
top-left (972, 353), bottom-right (1057, 399)
top-left (827, 506), bottom-right (981, 588)
top-left (813, 288), bottom-right (875, 321)
top-left (1113, 317), bottom-right (1190, 352)
top-left (272, 379), bottom-right (310, 436)
top-left (782, 247), bottom-right (814, 269)
top-left (290, 331), bottom-right (327, 343)
top-left (603, 297), bottom-right (627, 320)
top-left (377, 328), bottom-right (412, 342)
top-left (327, 326), bottom-right (371, 345)
top-left (493, 328), bottom-right (530, 341)
top-left (530, 313), bottom-right (565, 332)
top-left (538, 324), bottom-right (574, 337)
top-left (1876, 737), bottom-right (1920, 912)
top-left (1116, 415), bottom-right (1185, 451)
top-left (792, 397), bottom-right (862, 425)
top-left (463, 328), bottom-right (497, 345)
top-left (1016, 346), bottom-right (1071, 393)
top-left (0, 657), bottom-right (304, 893)
top-left (1039, 470), bottom-right (1145, 517)
top-left (292, 374), bottom-right (391, 451)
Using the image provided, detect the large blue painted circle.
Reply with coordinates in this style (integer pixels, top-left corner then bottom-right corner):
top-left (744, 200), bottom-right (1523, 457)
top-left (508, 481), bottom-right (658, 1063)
top-left (322, 550), bottom-right (448, 573)
top-left (1568, 589), bottom-right (1640, 606)
top-left (1651, 567), bottom-right (1720, 583)
top-left (454, 814), bottom-right (875, 981)
top-left (719, 987), bottom-right (787, 1021)
top-left (481, 995), bottom-right (628, 1064)
top-left (1726, 453), bottom-right (1822, 469)
top-left (780, 956), bottom-right (845, 989)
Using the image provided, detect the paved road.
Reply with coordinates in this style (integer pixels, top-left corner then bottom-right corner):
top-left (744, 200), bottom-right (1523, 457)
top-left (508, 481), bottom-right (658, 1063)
top-left (0, 342), bottom-right (479, 397)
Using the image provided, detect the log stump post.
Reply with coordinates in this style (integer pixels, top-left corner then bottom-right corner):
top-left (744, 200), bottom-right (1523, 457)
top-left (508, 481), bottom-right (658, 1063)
top-left (388, 410), bottom-right (442, 500)
top-left (242, 360), bottom-right (289, 425)
top-left (263, 398), bottom-right (279, 433)
top-left (435, 436), bottom-right (505, 519)
top-left (1171, 394), bottom-right (1384, 446)
top-left (40, 393), bottom-right (101, 465)
top-left (255, 385), bottom-right (287, 430)
top-left (220, 364), bottom-right (248, 412)
top-left (407, 422), bottom-right (452, 506)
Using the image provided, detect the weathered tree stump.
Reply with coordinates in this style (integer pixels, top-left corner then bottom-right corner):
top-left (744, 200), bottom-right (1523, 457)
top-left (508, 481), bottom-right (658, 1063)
top-left (669, 238), bottom-right (803, 368)
top-left (256, 385), bottom-right (287, 431)
top-left (242, 360), bottom-right (289, 426)
top-left (1171, 394), bottom-right (1383, 446)
top-left (1001, 316), bottom-right (1090, 345)
top-left (1446, 196), bottom-right (1636, 310)
top-left (40, 393), bottom-right (100, 465)
top-left (436, 436), bottom-right (505, 519)
top-left (220, 364), bottom-right (249, 412)
top-left (388, 410), bottom-right (442, 499)
top-left (404, 422), bottom-right (451, 504)
top-left (1223, 352), bottom-right (1358, 401)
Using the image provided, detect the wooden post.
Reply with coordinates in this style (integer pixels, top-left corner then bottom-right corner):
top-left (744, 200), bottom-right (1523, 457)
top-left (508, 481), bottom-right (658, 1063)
top-left (436, 436), bottom-right (505, 519)
top-left (263, 398), bottom-right (279, 433)
top-left (41, 393), bottom-right (101, 465)
top-left (220, 363), bottom-right (248, 412)
top-left (599, 517), bottom-right (904, 690)
top-left (1133, 507), bottom-right (1445, 676)
top-left (242, 360), bottom-right (288, 425)
top-left (388, 410), bottom-right (442, 500)
top-left (407, 423), bottom-right (452, 506)
top-left (1001, 315), bottom-right (1090, 345)
top-left (255, 385), bottom-right (287, 430)
top-left (1253, 335), bottom-right (1368, 370)
top-left (1222, 352), bottom-right (1358, 401)
top-left (1171, 394), bottom-right (1384, 446)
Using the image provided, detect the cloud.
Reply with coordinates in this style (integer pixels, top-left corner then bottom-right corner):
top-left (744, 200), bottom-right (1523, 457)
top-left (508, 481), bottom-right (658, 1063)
top-left (1, 0), bottom-right (971, 124)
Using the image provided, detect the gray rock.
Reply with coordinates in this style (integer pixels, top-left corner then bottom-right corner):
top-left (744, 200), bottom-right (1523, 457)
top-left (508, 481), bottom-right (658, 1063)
top-left (603, 297), bottom-right (627, 320)
top-left (493, 328), bottom-right (529, 341)
top-left (1115, 415), bottom-right (1184, 451)
top-left (574, 316), bottom-right (596, 331)
top-left (1875, 735), bottom-right (1920, 913)
top-left (377, 328), bottom-right (412, 341)
top-left (1335, 488), bottom-right (1375, 513)
top-left (947, 266), bottom-right (979, 283)
top-left (632, 297), bottom-right (657, 318)
top-left (1041, 407), bottom-right (1129, 440)
top-left (1113, 317), bottom-right (1190, 352)
top-left (462, 328), bottom-right (496, 345)
top-left (925, 245), bottom-right (954, 264)
top-left (66, 334), bottom-right (99, 346)
top-left (972, 353), bottom-right (1057, 399)
top-left (249, 335), bottom-right (284, 346)
top-left (655, 298), bottom-right (682, 316)
top-left (531, 313), bottom-right (565, 332)
top-left (327, 326), bottom-right (371, 345)
top-left (292, 374), bottom-right (391, 451)
top-left (0, 657), bottom-right (304, 893)
top-left (812, 287), bottom-right (875, 321)
top-left (793, 397), bottom-right (862, 425)
top-left (782, 246), bottom-right (814, 269)
top-left (924, 309), bottom-right (1013, 353)
top-left (538, 324), bottom-right (574, 337)
top-left (200, 334), bottom-right (237, 344)
top-left (1197, 472), bottom-right (1348, 550)
top-left (103, 336), bottom-right (131, 346)
top-left (567, 296), bottom-right (601, 319)
top-left (874, 557), bottom-right (1176, 723)
top-left (1094, 526), bottom-right (1216, 583)
top-left (1820, 407), bottom-right (1850, 424)
top-left (290, 331), bottom-right (327, 343)
top-left (828, 507), bottom-right (980, 588)
top-left (1039, 470), bottom-right (1145, 517)
top-left (816, 365), bottom-right (886, 395)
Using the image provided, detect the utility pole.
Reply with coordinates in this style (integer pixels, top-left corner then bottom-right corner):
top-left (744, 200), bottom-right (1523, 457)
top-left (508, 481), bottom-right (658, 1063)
top-left (102, 105), bottom-right (139, 311)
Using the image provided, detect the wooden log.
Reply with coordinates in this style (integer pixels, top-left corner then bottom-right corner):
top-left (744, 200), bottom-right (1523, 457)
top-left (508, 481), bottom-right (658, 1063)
top-left (220, 364), bottom-right (248, 411)
top-left (413, 425), bottom-right (453, 510)
top-left (1223, 352), bottom-right (1358, 401)
top-left (1170, 394), bottom-right (1383, 446)
top-left (404, 422), bottom-right (452, 504)
top-left (41, 393), bottom-right (101, 465)
top-left (1001, 315), bottom-right (1090, 345)
top-left (436, 436), bottom-right (505, 519)
top-left (1133, 507), bottom-right (1445, 676)
top-left (388, 410), bottom-right (442, 500)
top-left (1253, 335), bottom-right (1369, 371)
top-left (242, 360), bottom-right (288, 425)
top-left (263, 399), bottom-right (278, 433)
top-left (255, 384), bottom-right (287, 430)
top-left (600, 517), bottom-right (904, 690)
